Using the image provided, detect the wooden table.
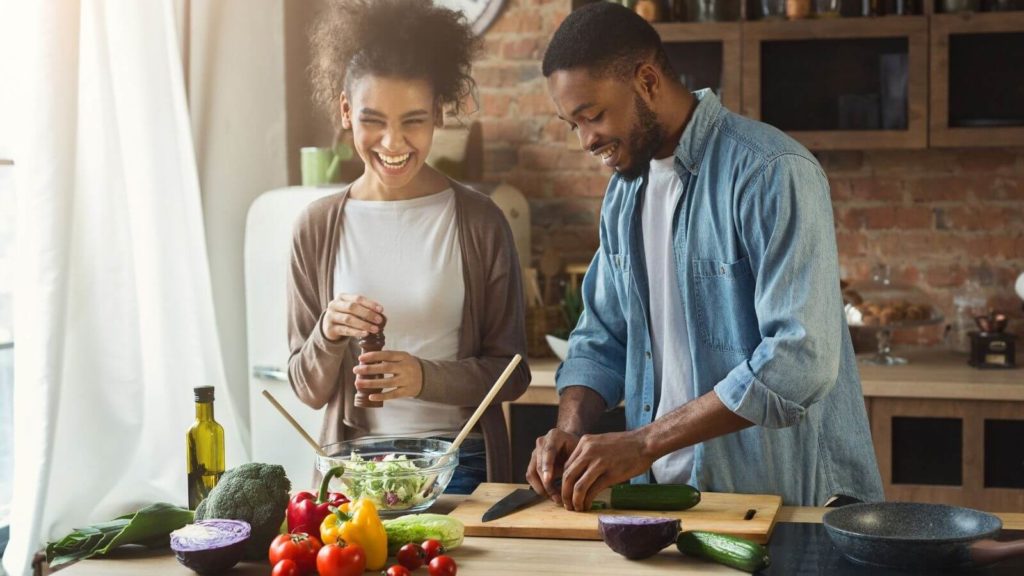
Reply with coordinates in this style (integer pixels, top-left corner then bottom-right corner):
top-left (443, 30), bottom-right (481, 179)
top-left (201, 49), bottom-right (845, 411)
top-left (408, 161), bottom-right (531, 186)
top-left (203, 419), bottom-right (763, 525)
top-left (56, 498), bottom-right (1024, 575)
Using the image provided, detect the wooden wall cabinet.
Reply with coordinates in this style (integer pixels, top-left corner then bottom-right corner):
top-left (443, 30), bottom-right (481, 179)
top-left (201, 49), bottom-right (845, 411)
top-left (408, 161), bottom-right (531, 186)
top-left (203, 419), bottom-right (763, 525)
top-left (930, 12), bottom-right (1024, 147)
top-left (741, 17), bottom-right (929, 150)
top-left (653, 22), bottom-right (743, 113)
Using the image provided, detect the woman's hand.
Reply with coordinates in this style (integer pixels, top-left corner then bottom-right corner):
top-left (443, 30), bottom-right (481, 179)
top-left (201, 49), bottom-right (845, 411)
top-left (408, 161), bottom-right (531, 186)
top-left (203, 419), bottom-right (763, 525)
top-left (353, 351), bottom-right (423, 401)
top-left (321, 294), bottom-right (384, 342)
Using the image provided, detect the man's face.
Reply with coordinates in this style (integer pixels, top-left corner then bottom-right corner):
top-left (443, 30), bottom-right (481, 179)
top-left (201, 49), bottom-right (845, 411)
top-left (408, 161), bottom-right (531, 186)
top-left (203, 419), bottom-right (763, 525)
top-left (547, 68), bottom-right (665, 180)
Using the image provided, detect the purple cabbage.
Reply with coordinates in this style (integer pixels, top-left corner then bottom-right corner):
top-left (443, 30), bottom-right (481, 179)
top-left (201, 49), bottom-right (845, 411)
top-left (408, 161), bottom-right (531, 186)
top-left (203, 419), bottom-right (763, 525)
top-left (598, 515), bottom-right (681, 560)
top-left (170, 519), bottom-right (251, 575)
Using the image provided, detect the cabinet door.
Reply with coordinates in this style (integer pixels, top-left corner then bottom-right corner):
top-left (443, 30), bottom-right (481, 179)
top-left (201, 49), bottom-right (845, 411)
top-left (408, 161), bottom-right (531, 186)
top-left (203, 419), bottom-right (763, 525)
top-left (742, 17), bottom-right (929, 150)
top-left (930, 12), bottom-right (1024, 147)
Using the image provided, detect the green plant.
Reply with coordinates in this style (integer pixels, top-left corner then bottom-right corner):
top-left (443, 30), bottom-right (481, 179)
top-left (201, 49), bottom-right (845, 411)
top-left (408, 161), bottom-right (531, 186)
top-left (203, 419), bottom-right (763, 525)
top-left (555, 282), bottom-right (583, 339)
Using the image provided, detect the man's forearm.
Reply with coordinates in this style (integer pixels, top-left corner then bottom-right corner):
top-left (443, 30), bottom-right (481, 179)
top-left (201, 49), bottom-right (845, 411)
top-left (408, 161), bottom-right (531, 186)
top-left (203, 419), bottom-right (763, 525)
top-left (556, 385), bottom-right (607, 437)
top-left (639, 390), bottom-right (753, 460)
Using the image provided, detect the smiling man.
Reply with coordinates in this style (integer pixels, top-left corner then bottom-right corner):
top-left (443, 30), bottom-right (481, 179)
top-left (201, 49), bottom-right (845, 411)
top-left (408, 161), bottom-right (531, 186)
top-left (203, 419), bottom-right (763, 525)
top-left (525, 2), bottom-right (883, 509)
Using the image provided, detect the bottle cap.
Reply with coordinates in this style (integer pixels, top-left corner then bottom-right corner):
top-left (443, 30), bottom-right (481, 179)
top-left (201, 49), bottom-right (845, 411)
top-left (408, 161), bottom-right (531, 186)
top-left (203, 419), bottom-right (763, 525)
top-left (194, 386), bottom-right (215, 403)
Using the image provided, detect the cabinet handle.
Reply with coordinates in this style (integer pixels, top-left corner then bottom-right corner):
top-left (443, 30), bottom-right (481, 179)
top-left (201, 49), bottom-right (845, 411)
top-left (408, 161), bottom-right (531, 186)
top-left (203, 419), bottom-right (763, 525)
top-left (253, 365), bottom-right (288, 382)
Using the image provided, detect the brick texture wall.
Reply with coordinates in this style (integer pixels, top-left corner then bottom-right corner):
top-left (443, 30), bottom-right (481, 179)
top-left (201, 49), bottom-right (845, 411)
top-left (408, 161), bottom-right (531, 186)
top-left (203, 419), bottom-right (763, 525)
top-left (476, 0), bottom-right (1024, 342)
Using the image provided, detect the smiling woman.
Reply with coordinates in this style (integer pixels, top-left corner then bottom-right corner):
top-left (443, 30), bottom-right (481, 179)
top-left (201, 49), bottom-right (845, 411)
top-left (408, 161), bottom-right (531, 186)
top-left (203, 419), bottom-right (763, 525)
top-left (287, 0), bottom-right (530, 494)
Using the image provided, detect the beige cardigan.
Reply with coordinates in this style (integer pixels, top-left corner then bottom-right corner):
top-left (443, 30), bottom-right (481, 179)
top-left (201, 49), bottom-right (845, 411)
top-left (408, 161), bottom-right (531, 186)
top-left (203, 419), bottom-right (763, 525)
top-left (286, 181), bottom-right (531, 482)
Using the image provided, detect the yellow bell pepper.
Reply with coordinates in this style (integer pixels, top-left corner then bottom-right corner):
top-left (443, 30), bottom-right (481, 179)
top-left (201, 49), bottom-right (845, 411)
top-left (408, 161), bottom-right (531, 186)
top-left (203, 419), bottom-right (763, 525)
top-left (320, 498), bottom-right (388, 570)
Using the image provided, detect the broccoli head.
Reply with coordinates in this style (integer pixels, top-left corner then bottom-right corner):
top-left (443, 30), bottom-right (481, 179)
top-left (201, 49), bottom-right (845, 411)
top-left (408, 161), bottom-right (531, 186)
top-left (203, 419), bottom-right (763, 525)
top-left (194, 462), bottom-right (291, 559)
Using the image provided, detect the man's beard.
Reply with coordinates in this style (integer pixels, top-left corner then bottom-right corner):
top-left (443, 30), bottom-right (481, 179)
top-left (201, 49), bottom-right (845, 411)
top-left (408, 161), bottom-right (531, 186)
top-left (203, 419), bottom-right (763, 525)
top-left (618, 93), bottom-right (665, 181)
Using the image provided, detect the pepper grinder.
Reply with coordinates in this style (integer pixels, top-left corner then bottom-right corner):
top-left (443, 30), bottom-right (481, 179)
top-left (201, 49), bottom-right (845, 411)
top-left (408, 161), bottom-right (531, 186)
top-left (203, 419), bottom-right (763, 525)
top-left (355, 315), bottom-right (387, 408)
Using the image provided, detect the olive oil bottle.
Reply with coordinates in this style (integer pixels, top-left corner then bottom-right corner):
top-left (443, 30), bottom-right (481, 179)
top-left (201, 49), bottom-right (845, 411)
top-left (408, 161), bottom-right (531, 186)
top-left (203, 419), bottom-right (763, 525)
top-left (186, 386), bottom-right (224, 509)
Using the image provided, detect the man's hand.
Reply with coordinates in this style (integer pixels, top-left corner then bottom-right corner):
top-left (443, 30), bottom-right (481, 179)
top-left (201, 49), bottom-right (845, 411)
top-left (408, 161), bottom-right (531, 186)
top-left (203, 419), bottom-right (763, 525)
top-left (352, 350), bottom-right (423, 401)
top-left (525, 429), bottom-right (580, 506)
top-left (560, 429), bottom-right (654, 512)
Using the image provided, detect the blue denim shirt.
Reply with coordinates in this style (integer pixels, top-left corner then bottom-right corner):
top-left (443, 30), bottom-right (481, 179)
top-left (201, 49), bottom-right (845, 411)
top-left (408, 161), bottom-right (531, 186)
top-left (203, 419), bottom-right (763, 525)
top-left (556, 90), bottom-right (883, 506)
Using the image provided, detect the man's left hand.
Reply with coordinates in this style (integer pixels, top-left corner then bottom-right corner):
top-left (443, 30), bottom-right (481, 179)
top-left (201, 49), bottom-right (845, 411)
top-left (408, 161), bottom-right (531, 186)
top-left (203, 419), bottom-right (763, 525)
top-left (560, 428), bottom-right (655, 511)
top-left (353, 350), bottom-right (423, 401)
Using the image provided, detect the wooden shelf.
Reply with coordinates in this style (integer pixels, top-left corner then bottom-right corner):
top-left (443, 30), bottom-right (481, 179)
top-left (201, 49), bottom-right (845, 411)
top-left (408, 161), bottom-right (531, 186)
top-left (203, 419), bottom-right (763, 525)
top-left (653, 22), bottom-right (743, 114)
top-left (930, 11), bottom-right (1024, 147)
top-left (742, 16), bottom-right (929, 150)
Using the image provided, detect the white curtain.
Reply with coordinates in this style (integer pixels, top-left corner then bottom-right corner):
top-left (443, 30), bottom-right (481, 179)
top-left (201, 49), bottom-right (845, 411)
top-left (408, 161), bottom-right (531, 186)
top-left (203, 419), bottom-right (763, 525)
top-left (3, 1), bottom-right (246, 574)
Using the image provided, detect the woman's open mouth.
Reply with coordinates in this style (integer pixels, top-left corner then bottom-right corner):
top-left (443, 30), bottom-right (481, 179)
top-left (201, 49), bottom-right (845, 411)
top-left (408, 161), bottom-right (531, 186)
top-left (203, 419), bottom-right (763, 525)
top-left (374, 151), bottom-right (413, 175)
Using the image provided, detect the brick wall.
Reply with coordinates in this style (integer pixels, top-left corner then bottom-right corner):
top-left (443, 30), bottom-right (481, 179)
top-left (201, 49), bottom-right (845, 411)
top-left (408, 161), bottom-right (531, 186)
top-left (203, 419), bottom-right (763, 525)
top-left (476, 0), bottom-right (1024, 342)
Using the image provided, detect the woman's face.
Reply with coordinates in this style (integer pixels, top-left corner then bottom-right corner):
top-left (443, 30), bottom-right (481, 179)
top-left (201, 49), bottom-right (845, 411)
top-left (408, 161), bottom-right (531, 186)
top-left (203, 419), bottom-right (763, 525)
top-left (341, 75), bottom-right (440, 193)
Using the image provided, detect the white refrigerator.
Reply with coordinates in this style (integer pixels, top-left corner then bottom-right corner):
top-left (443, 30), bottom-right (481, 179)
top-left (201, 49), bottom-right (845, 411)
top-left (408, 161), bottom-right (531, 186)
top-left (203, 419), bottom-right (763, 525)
top-left (244, 186), bottom-right (341, 489)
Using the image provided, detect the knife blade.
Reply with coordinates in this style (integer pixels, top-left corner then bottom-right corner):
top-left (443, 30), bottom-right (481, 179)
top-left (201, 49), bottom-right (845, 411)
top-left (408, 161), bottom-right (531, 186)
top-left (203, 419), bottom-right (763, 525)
top-left (481, 488), bottom-right (545, 522)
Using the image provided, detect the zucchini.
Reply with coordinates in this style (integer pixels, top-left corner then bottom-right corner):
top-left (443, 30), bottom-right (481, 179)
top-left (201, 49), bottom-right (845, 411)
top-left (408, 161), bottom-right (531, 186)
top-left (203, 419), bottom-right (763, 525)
top-left (675, 530), bottom-right (770, 573)
top-left (609, 484), bottom-right (701, 511)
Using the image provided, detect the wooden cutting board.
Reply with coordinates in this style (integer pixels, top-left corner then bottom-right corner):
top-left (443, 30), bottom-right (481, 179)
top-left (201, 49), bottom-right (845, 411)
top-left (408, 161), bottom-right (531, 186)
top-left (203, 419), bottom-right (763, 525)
top-left (449, 483), bottom-right (782, 544)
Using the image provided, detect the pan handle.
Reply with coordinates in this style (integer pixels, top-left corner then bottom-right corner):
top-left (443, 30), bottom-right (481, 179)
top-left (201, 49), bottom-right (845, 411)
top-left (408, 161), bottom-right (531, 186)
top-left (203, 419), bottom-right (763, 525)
top-left (969, 538), bottom-right (1024, 566)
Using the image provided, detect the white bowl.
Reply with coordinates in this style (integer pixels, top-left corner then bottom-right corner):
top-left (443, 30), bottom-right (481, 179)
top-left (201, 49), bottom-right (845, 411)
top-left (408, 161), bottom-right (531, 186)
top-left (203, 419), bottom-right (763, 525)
top-left (545, 334), bottom-right (569, 360)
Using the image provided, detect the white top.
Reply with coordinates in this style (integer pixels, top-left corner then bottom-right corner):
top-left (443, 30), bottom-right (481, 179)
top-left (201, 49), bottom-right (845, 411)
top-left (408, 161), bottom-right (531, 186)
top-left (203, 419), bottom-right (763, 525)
top-left (641, 156), bottom-right (696, 483)
top-left (334, 188), bottom-right (469, 436)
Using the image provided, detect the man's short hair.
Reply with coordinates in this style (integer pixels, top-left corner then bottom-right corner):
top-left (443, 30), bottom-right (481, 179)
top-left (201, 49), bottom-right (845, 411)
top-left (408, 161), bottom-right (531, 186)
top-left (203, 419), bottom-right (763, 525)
top-left (541, 2), bottom-right (675, 80)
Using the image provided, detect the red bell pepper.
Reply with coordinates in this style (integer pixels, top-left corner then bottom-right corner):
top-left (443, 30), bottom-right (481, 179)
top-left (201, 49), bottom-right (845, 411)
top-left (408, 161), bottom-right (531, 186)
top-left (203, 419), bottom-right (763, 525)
top-left (287, 466), bottom-right (348, 535)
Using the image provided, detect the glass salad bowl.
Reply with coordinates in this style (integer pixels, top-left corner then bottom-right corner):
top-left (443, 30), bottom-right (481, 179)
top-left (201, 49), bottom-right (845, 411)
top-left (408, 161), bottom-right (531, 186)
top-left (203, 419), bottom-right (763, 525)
top-left (316, 436), bottom-right (458, 516)
top-left (844, 269), bottom-right (944, 366)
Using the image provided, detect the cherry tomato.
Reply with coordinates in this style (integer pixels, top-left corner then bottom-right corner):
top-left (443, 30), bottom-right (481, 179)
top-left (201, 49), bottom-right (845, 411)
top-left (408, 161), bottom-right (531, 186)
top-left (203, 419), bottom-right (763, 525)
top-left (428, 554), bottom-right (458, 576)
top-left (385, 565), bottom-right (412, 576)
top-left (271, 559), bottom-right (299, 576)
top-left (396, 542), bottom-right (426, 570)
top-left (316, 542), bottom-right (367, 576)
top-left (268, 532), bottom-right (322, 575)
top-left (421, 538), bottom-right (446, 561)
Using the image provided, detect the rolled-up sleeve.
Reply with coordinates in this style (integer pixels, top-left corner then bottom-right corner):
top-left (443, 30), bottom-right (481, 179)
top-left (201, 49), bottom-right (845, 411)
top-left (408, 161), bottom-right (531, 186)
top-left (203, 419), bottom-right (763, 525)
top-left (556, 241), bottom-right (628, 410)
top-left (714, 154), bottom-right (843, 428)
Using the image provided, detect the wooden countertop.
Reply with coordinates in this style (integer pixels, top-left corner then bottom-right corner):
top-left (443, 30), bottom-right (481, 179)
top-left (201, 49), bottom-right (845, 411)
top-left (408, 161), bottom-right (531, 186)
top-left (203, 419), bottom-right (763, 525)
top-left (518, 349), bottom-right (1024, 405)
top-left (52, 497), bottom-right (1024, 576)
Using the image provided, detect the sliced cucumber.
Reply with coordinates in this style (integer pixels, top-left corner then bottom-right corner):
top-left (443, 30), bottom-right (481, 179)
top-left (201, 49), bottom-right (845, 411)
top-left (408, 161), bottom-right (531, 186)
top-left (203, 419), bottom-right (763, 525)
top-left (676, 530), bottom-right (770, 573)
top-left (609, 484), bottom-right (701, 511)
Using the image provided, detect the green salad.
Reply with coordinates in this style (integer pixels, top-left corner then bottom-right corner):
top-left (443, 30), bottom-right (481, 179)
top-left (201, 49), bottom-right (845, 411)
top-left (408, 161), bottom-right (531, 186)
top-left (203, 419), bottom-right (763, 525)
top-left (342, 453), bottom-right (435, 510)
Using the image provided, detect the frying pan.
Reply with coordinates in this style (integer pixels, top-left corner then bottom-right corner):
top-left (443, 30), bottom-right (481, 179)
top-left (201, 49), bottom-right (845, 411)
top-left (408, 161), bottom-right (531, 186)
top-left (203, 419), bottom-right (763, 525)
top-left (823, 502), bottom-right (1024, 571)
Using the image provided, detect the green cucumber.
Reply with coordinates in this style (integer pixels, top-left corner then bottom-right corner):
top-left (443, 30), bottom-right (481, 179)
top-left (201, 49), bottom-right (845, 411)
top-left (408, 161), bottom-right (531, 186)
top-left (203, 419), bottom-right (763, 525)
top-left (675, 530), bottom-right (770, 573)
top-left (609, 484), bottom-right (701, 511)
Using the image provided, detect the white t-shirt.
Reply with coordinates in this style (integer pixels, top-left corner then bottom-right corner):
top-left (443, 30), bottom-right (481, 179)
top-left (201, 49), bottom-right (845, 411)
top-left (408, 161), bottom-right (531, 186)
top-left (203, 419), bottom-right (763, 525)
top-left (641, 156), bottom-right (696, 484)
top-left (333, 188), bottom-right (469, 436)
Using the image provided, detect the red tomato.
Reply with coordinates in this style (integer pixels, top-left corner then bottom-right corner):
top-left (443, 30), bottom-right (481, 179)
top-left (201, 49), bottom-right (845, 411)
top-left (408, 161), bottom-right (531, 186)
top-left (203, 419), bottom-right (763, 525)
top-left (396, 542), bottom-right (426, 570)
top-left (421, 538), bottom-right (446, 561)
top-left (385, 565), bottom-right (412, 576)
top-left (268, 532), bottom-right (322, 575)
top-left (316, 542), bottom-right (367, 576)
top-left (428, 555), bottom-right (458, 576)
top-left (271, 559), bottom-right (299, 576)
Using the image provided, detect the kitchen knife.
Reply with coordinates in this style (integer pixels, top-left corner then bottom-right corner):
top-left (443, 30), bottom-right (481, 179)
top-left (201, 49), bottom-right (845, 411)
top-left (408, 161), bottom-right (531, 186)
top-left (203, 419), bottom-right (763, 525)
top-left (481, 487), bottom-right (547, 522)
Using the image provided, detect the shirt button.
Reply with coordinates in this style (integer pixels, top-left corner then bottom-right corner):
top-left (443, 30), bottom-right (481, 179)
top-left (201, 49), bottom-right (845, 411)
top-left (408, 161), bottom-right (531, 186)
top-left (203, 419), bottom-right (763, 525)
top-left (645, 351), bottom-right (652, 359)
top-left (644, 404), bottom-right (652, 412)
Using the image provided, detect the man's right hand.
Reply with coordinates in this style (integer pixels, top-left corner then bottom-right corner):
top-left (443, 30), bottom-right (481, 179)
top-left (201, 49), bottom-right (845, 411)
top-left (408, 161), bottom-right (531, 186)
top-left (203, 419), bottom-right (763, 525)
top-left (321, 293), bottom-right (385, 342)
top-left (525, 428), bottom-right (580, 506)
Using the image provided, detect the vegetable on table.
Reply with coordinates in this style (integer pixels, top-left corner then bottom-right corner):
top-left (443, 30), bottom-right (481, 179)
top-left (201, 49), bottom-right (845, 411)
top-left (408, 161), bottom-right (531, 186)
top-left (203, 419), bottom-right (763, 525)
top-left (316, 542), bottom-right (366, 576)
top-left (421, 537), bottom-right (446, 562)
top-left (382, 513), bottom-right (464, 556)
top-left (676, 530), bottom-right (771, 573)
top-left (45, 502), bottom-right (195, 569)
top-left (320, 498), bottom-right (388, 570)
top-left (268, 532), bottom-right (321, 575)
top-left (598, 515), bottom-right (681, 560)
top-left (385, 565), bottom-right (413, 576)
top-left (170, 519), bottom-right (251, 575)
top-left (428, 554), bottom-right (458, 576)
top-left (395, 542), bottom-right (426, 570)
top-left (287, 465), bottom-right (348, 535)
top-left (610, 483), bottom-right (701, 511)
top-left (272, 559), bottom-right (299, 576)
top-left (194, 462), bottom-right (291, 560)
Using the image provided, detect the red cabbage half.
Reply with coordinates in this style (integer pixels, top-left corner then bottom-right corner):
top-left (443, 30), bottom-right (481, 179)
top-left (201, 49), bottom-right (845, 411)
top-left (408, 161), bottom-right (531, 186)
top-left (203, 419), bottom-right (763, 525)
top-left (170, 519), bottom-right (251, 575)
top-left (598, 515), bottom-right (681, 560)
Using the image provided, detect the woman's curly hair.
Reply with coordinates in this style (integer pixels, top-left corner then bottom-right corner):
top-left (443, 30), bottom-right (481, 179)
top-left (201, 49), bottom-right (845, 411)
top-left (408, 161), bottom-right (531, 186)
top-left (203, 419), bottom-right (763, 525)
top-left (310, 0), bottom-right (482, 126)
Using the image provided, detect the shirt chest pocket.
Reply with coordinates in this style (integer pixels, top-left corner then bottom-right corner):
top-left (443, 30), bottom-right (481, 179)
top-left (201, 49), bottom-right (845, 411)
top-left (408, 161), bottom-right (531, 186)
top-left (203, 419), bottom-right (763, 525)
top-left (692, 258), bottom-right (761, 354)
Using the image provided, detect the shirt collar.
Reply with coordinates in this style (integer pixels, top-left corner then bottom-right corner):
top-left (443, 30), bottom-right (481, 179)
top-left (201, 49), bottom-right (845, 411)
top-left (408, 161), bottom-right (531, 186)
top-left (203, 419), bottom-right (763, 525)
top-left (674, 89), bottom-right (722, 175)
